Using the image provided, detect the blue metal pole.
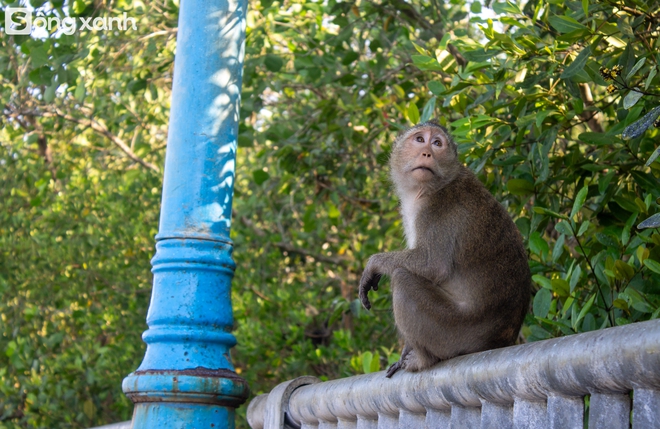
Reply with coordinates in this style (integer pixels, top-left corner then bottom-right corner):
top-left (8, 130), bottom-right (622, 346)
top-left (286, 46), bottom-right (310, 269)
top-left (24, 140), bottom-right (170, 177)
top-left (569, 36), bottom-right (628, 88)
top-left (122, 0), bottom-right (249, 426)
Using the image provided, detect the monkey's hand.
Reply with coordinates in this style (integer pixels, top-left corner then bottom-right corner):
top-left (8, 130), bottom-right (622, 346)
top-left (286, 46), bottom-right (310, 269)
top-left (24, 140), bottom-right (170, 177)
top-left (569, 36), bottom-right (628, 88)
top-left (359, 255), bottom-right (384, 310)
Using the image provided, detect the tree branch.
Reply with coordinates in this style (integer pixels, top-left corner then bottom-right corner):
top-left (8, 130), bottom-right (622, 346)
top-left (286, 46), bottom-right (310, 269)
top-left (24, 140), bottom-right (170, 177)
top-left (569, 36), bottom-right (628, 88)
top-left (235, 212), bottom-right (350, 266)
top-left (44, 109), bottom-right (160, 173)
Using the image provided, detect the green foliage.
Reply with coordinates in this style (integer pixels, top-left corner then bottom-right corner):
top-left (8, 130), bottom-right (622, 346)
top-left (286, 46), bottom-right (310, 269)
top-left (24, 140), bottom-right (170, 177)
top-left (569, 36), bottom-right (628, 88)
top-left (234, 0), bottom-right (660, 412)
top-left (2, 0), bottom-right (660, 427)
top-left (1, 0), bottom-right (174, 426)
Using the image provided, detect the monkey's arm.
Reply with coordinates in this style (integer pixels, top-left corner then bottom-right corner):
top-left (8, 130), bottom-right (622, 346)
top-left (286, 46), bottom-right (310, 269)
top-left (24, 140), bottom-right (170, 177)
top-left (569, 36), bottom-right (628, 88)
top-left (359, 249), bottom-right (449, 310)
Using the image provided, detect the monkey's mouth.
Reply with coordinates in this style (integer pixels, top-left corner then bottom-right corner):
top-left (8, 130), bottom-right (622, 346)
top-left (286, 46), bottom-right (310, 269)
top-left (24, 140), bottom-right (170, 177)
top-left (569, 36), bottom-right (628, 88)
top-left (412, 166), bottom-right (435, 175)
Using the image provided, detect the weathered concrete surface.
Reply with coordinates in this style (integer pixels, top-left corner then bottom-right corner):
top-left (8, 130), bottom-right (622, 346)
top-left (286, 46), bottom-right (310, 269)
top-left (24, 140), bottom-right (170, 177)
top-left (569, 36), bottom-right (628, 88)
top-left (248, 319), bottom-right (660, 428)
top-left (547, 395), bottom-right (582, 429)
top-left (633, 388), bottom-right (660, 427)
top-left (512, 400), bottom-right (545, 429)
top-left (480, 402), bottom-right (512, 429)
top-left (588, 393), bottom-right (630, 429)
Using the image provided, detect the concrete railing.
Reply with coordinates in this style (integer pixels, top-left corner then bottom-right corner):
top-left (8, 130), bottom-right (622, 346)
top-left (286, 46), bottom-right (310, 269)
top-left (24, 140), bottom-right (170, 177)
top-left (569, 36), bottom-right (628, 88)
top-left (247, 319), bottom-right (660, 428)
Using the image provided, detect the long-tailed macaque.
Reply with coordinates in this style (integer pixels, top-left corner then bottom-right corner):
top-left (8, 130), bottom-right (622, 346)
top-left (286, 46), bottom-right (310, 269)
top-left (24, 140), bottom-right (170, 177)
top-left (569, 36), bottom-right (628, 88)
top-left (359, 121), bottom-right (530, 377)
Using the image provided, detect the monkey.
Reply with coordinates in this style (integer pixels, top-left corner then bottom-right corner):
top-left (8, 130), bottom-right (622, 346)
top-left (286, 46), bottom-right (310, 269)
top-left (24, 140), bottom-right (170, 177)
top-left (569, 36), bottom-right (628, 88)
top-left (359, 121), bottom-right (530, 377)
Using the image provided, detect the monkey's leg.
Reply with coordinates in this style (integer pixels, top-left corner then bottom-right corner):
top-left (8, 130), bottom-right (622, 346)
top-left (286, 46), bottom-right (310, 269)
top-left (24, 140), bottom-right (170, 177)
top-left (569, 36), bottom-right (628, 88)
top-left (360, 250), bottom-right (448, 311)
top-left (390, 268), bottom-right (454, 372)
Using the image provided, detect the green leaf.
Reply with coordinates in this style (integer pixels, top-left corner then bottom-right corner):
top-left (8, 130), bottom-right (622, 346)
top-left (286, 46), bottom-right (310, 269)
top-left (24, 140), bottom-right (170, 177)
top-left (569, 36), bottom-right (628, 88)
top-left (303, 205), bottom-right (317, 233)
top-left (44, 84), bottom-right (57, 103)
top-left (645, 66), bottom-right (657, 90)
top-left (493, 155), bottom-right (525, 166)
top-left (573, 294), bottom-right (596, 330)
top-left (74, 84), bottom-right (86, 102)
top-left (328, 203), bottom-right (340, 219)
top-left (548, 16), bottom-right (588, 33)
top-left (560, 46), bottom-right (591, 79)
top-left (329, 301), bottom-right (348, 326)
top-left (533, 288), bottom-right (553, 318)
top-left (622, 106), bottom-right (660, 139)
top-left (420, 97), bottom-right (436, 123)
top-left (555, 221), bottom-right (573, 236)
top-left (614, 260), bottom-right (635, 280)
top-left (626, 58), bottom-right (646, 81)
top-left (599, 171), bottom-right (617, 194)
top-left (492, 1), bottom-right (522, 15)
top-left (411, 55), bottom-right (443, 71)
top-left (30, 46), bottom-right (49, 68)
top-left (532, 274), bottom-right (553, 289)
top-left (596, 233), bottom-right (618, 248)
top-left (533, 207), bottom-right (568, 220)
top-left (625, 288), bottom-right (653, 313)
top-left (551, 278), bottom-right (570, 297)
top-left (362, 351), bottom-right (373, 374)
top-left (582, 313), bottom-right (596, 331)
top-left (252, 169), bottom-right (270, 185)
top-left (577, 221), bottom-right (590, 237)
top-left (507, 179), bottom-right (534, 195)
top-left (73, 0), bottom-right (89, 14)
top-left (570, 185), bottom-right (588, 219)
top-left (342, 51), bottom-right (359, 65)
top-left (580, 164), bottom-right (606, 172)
top-left (83, 399), bottom-right (96, 420)
top-left (646, 147), bottom-right (660, 167)
top-left (370, 352), bottom-right (380, 373)
top-left (535, 110), bottom-right (553, 128)
top-left (428, 81), bottom-right (445, 95)
top-left (407, 102), bottom-right (420, 124)
top-left (411, 42), bottom-right (429, 56)
top-left (623, 90), bottom-right (644, 109)
top-left (617, 17), bottom-right (634, 39)
top-left (578, 132), bottom-right (618, 145)
top-left (644, 259), bottom-right (660, 274)
top-left (613, 298), bottom-right (629, 311)
top-left (556, 29), bottom-right (591, 43)
top-left (461, 48), bottom-right (502, 62)
top-left (621, 211), bottom-right (638, 246)
top-left (529, 325), bottom-right (552, 340)
top-left (573, 98), bottom-right (584, 115)
top-left (638, 213), bottom-right (660, 230)
top-left (529, 232), bottom-right (549, 257)
top-left (552, 234), bottom-right (565, 262)
top-left (470, 1), bottom-right (482, 13)
top-left (582, 0), bottom-right (589, 16)
top-left (570, 265), bottom-right (582, 292)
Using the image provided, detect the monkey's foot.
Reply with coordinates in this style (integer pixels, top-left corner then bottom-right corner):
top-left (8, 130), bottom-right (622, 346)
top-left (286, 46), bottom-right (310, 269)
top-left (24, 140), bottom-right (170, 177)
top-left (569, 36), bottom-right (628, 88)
top-left (385, 361), bottom-right (403, 378)
top-left (386, 344), bottom-right (413, 378)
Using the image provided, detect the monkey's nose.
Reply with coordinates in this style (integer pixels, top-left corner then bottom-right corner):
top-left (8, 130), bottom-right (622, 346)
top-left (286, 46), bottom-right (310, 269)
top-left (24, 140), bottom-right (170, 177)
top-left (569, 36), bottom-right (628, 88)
top-left (422, 152), bottom-right (431, 158)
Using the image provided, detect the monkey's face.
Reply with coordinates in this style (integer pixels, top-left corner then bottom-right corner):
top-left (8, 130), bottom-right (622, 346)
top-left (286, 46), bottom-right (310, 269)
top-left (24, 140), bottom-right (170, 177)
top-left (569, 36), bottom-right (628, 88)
top-left (391, 125), bottom-right (458, 191)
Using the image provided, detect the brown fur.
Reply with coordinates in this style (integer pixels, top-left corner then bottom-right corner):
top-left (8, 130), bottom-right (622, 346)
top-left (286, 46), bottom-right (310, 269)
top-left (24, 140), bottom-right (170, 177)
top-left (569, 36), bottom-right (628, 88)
top-left (359, 122), bottom-right (530, 377)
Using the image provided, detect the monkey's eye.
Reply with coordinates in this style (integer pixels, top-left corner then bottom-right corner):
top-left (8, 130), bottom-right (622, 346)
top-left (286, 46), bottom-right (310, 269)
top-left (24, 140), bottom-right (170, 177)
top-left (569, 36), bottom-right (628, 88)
top-left (432, 140), bottom-right (442, 146)
top-left (415, 136), bottom-right (424, 142)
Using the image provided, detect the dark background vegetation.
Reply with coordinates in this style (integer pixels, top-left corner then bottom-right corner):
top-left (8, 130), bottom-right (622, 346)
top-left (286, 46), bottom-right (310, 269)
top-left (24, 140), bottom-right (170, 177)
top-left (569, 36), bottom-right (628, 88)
top-left (1, 0), bottom-right (660, 426)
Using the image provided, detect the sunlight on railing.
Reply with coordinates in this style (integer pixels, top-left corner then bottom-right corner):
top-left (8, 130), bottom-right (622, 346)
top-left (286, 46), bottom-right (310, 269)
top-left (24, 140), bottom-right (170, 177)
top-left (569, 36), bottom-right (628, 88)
top-left (248, 319), bottom-right (660, 429)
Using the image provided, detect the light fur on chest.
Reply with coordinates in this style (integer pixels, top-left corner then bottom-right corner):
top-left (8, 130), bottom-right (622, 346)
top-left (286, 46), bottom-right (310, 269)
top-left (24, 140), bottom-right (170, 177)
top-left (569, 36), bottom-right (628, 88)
top-left (399, 192), bottom-right (423, 249)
